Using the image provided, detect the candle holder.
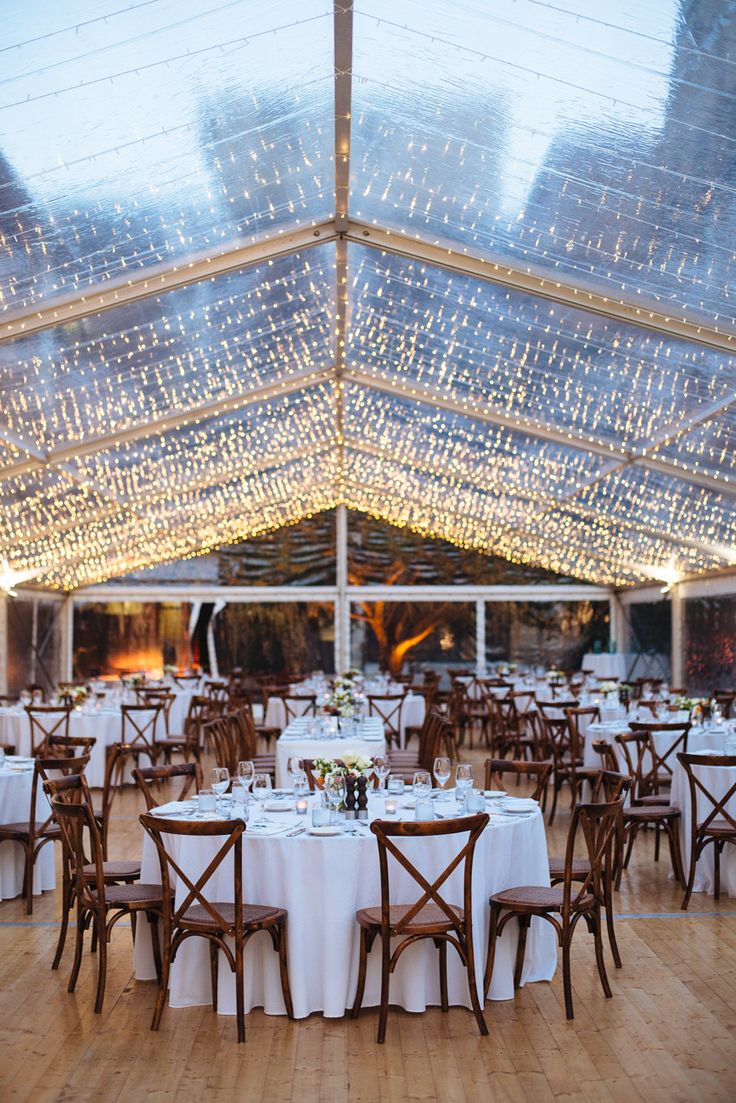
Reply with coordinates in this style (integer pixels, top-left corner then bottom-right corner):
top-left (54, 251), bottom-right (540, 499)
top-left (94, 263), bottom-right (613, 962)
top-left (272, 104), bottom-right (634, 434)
top-left (295, 797), bottom-right (308, 816)
top-left (384, 797), bottom-right (398, 816)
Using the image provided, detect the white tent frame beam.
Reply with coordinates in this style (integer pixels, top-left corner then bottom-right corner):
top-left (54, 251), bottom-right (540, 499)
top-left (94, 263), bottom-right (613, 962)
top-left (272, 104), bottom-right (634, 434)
top-left (344, 370), bottom-right (736, 498)
top-left (0, 369), bottom-right (335, 485)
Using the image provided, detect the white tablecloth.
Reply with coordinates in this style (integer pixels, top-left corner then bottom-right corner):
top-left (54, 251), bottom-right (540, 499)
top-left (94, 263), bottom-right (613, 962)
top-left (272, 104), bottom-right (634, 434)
top-left (275, 719), bottom-right (386, 787)
top-left (0, 764), bottom-right (56, 900)
top-left (134, 797), bottom-right (556, 1018)
top-left (670, 736), bottom-right (736, 898)
top-left (0, 706), bottom-right (157, 788)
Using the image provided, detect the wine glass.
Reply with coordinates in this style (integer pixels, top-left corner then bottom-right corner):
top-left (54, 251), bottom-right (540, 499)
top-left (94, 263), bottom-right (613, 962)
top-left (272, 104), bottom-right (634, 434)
top-left (324, 773), bottom-right (346, 826)
top-left (236, 760), bottom-right (254, 800)
top-left (455, 763), bottom-right (474, 808)
top-left (252, 773), bottom-right (272, 824)
top-left (433, 756), bottom-right (451, 798)
top-left (287, 756), bottom-right (304, 791)
top-left (210, 767), bottom-right (230, 814)
top-left (292, 769), bottom-right (309, 798)
top-left (413, 770), bottom-right (432, 802)
top-left (373, 755), bottom-right (390, 793)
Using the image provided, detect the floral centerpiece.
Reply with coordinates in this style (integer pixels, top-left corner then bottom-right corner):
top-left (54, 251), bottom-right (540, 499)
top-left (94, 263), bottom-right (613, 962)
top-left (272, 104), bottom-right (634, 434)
top-left (546, 667), bottom-right (564, 682)
top-left (64, 685), bottom-right (89, 705)
top-left (692, 697), bottom-right (717, 722)
top-left (324, 671), bottom-right (366, 719)
top-left (312, 753), bottom-right (374, 783)
top-left (598, 681), bottom-right (618, 695)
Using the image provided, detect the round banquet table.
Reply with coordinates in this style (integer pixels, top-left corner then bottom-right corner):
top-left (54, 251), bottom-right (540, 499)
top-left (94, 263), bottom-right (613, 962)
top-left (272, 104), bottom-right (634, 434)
top-left (669, 731), bottom-right (736, 898)
top-left (134, 796), bottom-right (557, 1019)
top-left (0, 706), bottom-right (158, 788)
top-left (275, 718), bottom-right (386, 787)
top-left (0, 760), bottom-right (56, 901)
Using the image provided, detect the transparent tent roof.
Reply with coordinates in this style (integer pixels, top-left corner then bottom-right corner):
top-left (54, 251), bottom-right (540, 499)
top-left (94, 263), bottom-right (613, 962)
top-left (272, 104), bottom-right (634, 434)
top-left (0, 0), bottom-right (735, 590)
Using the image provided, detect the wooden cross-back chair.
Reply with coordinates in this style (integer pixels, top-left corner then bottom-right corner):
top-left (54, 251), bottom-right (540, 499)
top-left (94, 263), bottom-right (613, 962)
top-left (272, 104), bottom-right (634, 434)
top-left (50, 791), bottom-right (162, 1014)
top-left (538, 703), bottom-right (597, 824)
top-left (485, 797), bottom-right (624, 1019)
top-left (137, 689), bottom-right (175, 736)
top-left (203, 716), bottom-right (237, 775)
top-left (483, 758), bottom-right (553, 803)
top-left (44, 770), bottom-right (141, 970)
top-left (712, 690), bottom-right (736, 719)
top-left (0, 751), bottom-right (90, 915)
top-left (590, 738), bottom-right (620, 774)
top-left (282, 694), bottom-right (317, 725)
top-left (173, 674), bottom-right (200, 689)
top-left (139, 813), bottom-right (293, 1043)
top-left (25, 704), bottom-right (72, 755)
top-left (352, 813), bottom-right (489, 1043)
top-left (155, 693), bottom-right (208, 766)
top-left (132, 762), bottom-right (203, 811)
top-left (614, 731), bottom-right (685, 888)
top-left (367, 693), bottom-right (407, 749)
top-left (228, 707), bottom-right (276, 781)
top-left (120, 703), bottom-right (162, 762)
top-left (677, 752), bottom-right (736, 910)
top-left (628, 720), bottom-right (690, 800)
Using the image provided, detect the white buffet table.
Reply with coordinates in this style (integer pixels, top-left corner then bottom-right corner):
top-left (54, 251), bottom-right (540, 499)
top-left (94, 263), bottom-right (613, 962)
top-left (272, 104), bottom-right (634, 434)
top-left (0, 760), bottom-right (56, 901)
top-left (134, 794), bottom-right (557, 1018)
top-left (275, 718), bottom-right (386, 787)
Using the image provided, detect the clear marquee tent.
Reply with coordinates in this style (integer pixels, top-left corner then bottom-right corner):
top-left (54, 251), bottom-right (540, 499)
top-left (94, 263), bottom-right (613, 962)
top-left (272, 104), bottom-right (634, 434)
top-left (1, 0), bottom-right (736, 683)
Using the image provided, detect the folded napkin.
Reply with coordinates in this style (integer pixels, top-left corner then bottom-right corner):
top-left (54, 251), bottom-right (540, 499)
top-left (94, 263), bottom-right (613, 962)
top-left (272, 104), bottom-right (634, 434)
top-left (265, 799), bottom-right (295, 812)
top-left (500, 798), bottom-right (539, 811)
top-left (152, 800), bottom-right (194, 817)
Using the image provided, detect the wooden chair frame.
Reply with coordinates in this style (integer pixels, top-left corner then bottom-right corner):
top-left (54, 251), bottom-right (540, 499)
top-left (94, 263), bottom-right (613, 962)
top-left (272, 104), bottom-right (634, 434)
top-left (132, 762), bottom-right (203, 811)
top-left (483, 758), bottom-right (553, 802)
top-left (25, 705), bottom-right (72, 755)
top-left (677, 752), bottom-right (736, 910)
top-left (352, 813), bottom-right (489, 1043)
top-left (367, 694), bottom-right (407, 748)
top-left (139, 813), bottom-right (293, 1043)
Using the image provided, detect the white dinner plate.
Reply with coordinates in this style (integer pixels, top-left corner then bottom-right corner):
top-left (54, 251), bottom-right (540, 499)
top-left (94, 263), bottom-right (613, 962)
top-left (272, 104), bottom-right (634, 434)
top-left (307, 826), bottom-right (343, 836)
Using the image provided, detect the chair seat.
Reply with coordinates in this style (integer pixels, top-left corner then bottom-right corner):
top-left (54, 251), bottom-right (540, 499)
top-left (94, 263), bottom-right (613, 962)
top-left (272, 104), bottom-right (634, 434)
top-left (156, 736), bottom-right (187, 748)
top-left (181, 902), bottom-right (284, 931)
top-left (357, 901), bottom-right (463, 935)
top-left (91, 883), bottom-right (163, 907)
top-left (625, 804), bottom-right (680, 821)
top-left (83, 860), bottom-right (141, 882)
top-left (548, 856), bottom-right (591, 880)
top-left (636, 793), bottom-right (672, 806)
top-left (0, 821), bottom-right (60, 839)
top-left (699, 817), bottom-right (736, 838)
top-left (490, 884), bottom-right (594, 912)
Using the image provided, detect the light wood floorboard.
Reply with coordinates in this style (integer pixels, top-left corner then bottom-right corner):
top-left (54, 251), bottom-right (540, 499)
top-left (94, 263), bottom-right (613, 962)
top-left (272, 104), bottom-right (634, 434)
top-left (1, 744), bottom-right (735, 1102)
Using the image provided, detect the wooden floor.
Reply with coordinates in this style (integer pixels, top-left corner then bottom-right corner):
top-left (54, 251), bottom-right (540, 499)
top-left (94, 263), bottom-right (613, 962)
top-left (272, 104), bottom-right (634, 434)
top-left (1, 746), bottom-right (735, 1103)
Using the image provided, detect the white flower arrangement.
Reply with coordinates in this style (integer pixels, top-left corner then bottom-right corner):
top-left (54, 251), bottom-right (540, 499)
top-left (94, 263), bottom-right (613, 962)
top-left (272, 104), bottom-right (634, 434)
top-left (312, 754), bottom-right (374, 781)
top-left (598, 681), bottom-right (618, 694)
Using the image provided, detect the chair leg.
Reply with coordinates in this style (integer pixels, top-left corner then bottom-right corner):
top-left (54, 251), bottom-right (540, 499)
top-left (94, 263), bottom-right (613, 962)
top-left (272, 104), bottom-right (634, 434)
top-left (209, 940), bottom-right (219, 1012)
top-left (68, 902), bottom-right (86, 994)
top-left (681, 833), bottom-right (699, 910)
top-left (151, 933), bottom-right (170, 1032)
top-left (513, 915), bottom-right (530, 990)
top-left (276, 921), bottom-right (294, 1019)
top-left (52, 868), bottom-right (72, 971)
top-left (24, 844), bottom-right (35, 916)
top-left (654, 823), bottom-right (661, 862)
top-left (592, 907), bottom-right (612, 999)
top-left (147, 913), bottom-right (162, 984)
top-left (94, 923), bottom-right (108, 1014)
top-left (548, 781), bottom-right (559, 826)
top-left (561, 925), bottom-right (574, 1020)
top-left (463, 934), bottom-right (489, 1038)
top-left (235, 939), bottom-right (245, 1044)
top-left (377, 932), bottom-right (391, 1045)
top-left (435, 938), bottom-right (448, 1012)
top-left (666, 819), bottom-right (686, 888)
top-left (351, 927), bottom-right (370, 1018)
top-left (714, 841), bottom-right (722, 900)
top-left (603, 873), bottom-right (622, 969)
top-left (483, 903), bottom-right (501, 998)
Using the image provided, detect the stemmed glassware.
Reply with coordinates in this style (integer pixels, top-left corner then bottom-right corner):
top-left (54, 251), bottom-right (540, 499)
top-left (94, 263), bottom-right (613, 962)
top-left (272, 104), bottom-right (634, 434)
top-left (455, 763), bottom-right (474, 809)
top-left (324, 773), bottom-right (347, 826)
top-left (252, 773), bottom-right (272, 824)
top-left (373, 755), bottom-right (390, 793)
top-left (433, 756), bottom-right (451, 799)
top-left (412, 770), bottom-right (432, 802)
top-left (236, 760), bottom-right (255, 802)
top-left (210, 767), bottom-right (230, 815)
top-left (287, 756), bottom-right (305, 791)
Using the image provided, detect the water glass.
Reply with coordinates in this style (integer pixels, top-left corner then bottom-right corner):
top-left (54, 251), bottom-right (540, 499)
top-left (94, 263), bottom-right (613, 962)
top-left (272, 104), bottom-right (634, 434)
top-left (387, 775), bottom-right (404, 797)
top-left (237, 760), bottom-right (254, 797)
top-left (455, 763), bottom-right (474, 808)
top-left (232, 785), bottom-right (249, 821)
top-left (197, 789), bottom-right (217, 816)
top-left (466, 789), bottom-right (486, 814)
top-left (311, 805), bottom-right (331, 828)
top-left (412, 770), bottom-right (432, 801)
top-left (324, 773), bottom-right (347, 825)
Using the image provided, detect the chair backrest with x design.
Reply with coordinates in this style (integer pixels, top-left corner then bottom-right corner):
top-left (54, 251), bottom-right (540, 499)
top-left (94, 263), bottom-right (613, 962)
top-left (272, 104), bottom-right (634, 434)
top-left (367, 695), bottom-right (406, 745)
top-left (44, 770), bottom-right (97, 877)
top-left (139, 814), bottom-right (244, 938)
top-left (132, 762), bottom-right (202, 810)
top-left (283, 695), bottom-right (317, 724)
top-left (483, 758), bottom-right (553, 802)
top-left (32, 753), bottom-right (92, 841)
top-left (173, 674), bottom-right (201, 690)
top-left (676, 753), bottom-right (736, 840)
top-left (564, 706), bottom-right (601, 750)
top-left (561, 797), bottom-right (625, 916)
top-left (369, 813), bottom-right (488, 942)
top-left (629, 721), bottom-right (690, 792)
top-left (204, 716), bottom-right (237, 774)
top-left (49, 790), bottom-right (107, 915)
top-left (25, 705), bottom-right (72, 755)
top-left (590, 738), bottom-right (620, 774)
top-left (138, 690), bottom-right (174, 736)
top-left (121, 704), bottom-right (161, 754)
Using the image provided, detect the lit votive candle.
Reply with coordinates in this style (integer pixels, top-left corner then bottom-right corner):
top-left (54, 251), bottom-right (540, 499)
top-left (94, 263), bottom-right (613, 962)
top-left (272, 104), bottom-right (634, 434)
top-left (296, 797), bottom-right (309, 816)
top-left (384, 797), bottom-right (398, 816)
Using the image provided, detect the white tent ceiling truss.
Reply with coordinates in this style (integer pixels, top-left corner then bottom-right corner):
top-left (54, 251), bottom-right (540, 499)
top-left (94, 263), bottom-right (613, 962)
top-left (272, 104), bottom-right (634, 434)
top-left (1, 0), bottom-right (735, 591)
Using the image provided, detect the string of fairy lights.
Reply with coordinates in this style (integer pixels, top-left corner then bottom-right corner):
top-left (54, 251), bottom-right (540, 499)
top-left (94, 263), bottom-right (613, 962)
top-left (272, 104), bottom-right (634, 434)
top-left (0, 0), bottom-right (735, 592)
